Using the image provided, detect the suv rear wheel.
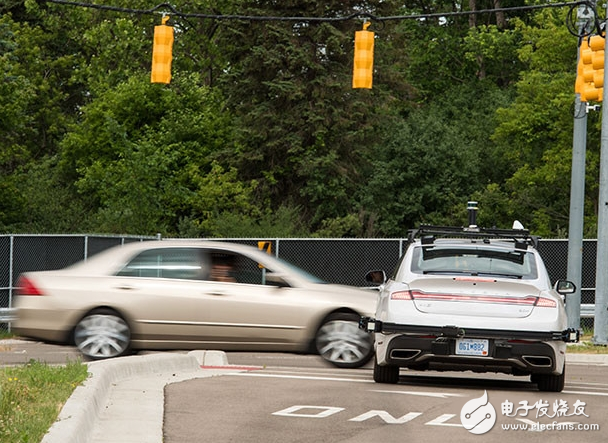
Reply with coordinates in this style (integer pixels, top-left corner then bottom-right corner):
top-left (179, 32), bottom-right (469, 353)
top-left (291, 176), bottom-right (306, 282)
top-left (373, 358), bottom-right (399, 384)
top-left (534, 365), bottom-right (565, 392)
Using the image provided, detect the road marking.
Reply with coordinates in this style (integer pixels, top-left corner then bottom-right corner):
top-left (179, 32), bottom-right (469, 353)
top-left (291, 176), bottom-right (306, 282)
top-left (273, 405), bottom-right (345, 418)
top-left (349, 411), bottom-right (422, 423)
top-left (232, 371), bottom-right (608, 397)
top-left (561, 390), bottom-right (608, 397)
top-left (371, 389), bottom-right (465, 399)
top-left (232, 372), bottom-right (375, 383)
top-left (262, 368), bottom-right (371, 379)
top-left (425, 413), bottom-right (463, 427)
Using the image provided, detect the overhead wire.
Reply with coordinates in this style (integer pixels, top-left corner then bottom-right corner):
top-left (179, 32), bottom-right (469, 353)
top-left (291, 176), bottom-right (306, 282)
top-left (44, 0), bottom-right (597, 24)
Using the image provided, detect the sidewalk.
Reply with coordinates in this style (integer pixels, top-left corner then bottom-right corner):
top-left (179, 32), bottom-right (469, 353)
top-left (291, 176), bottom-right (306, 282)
top-left (39, 351), bottom-right (608, 443)
top-left (41, 351), bottom-right (247, 443)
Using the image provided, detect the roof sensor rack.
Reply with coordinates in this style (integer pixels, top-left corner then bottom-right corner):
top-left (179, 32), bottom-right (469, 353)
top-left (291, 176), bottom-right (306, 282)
top-left (406, 202), bottom-right (540, 249)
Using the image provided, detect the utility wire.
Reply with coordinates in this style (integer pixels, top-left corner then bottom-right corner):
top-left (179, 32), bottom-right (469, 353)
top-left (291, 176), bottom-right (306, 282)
top-left (44, 0), bottom-right (594, 23)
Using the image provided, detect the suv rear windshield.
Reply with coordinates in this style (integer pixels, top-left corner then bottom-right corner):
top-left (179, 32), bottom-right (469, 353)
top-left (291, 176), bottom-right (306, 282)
top-left (410, 245), bottom-right (538, 280)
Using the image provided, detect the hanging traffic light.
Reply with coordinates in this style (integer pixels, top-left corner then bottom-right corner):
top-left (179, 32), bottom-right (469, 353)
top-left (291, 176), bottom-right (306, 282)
top-left (151, 16), bottom-right (174, 84)
top-left (352, 22), bottom-right (374, 89)
top-left (576, 35), bottom-right (605, 102)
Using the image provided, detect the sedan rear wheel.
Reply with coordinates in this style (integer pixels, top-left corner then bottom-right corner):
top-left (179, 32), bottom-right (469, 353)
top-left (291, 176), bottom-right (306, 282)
top-left (74, 309), bottom-right (131, 360)
top-left (315, 313), bottom-right (374, 368)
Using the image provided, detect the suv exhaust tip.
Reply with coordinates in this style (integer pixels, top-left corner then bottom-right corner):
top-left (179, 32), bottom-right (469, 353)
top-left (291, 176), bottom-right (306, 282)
top-left (522, 355), bottom-right (553, 367)
top-left (390, 349), bottom-right (421, 360)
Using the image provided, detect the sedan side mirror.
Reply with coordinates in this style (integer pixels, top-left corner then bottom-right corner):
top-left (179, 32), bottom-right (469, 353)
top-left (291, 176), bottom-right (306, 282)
top-left (555, 279), bottom-right (576, 295)
top-left (265, 273), bottom-right (291, 288)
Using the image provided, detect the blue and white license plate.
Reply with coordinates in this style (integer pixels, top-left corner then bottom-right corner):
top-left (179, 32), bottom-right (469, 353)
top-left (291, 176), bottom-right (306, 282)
top-left (455, 338), bottom-right (489, 356)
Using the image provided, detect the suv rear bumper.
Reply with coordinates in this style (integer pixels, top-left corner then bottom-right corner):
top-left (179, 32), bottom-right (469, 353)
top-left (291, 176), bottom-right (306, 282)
top-left (378, 334), bottom-right (562, 375)
top-left (360, 316), bottom-right (578, 376)
top-left (359, 317), bottom-right (580, 343)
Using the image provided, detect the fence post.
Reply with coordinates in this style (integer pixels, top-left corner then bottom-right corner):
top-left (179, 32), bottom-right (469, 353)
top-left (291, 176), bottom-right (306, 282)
top-left (8, 235), bottom-right (14, 332)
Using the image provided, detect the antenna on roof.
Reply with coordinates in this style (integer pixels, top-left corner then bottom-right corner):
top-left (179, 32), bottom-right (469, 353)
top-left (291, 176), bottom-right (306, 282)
top-left (467, 201), bottom-right (478, 230)
top-left (512, 220), bottom-right (525, 230)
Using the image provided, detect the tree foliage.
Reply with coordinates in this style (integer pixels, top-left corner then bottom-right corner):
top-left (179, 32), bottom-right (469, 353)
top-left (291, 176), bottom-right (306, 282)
top-left (0, 0), bottom-right (599, 238)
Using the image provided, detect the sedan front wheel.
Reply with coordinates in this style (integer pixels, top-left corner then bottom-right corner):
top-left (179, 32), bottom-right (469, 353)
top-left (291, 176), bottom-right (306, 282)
top-left (74, 309), bottom-right (131, 360)
top-left (315, 313), bottom-right (374, 368)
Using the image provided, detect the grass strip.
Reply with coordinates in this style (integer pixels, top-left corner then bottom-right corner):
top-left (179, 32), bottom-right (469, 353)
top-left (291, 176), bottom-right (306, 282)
top-left (0, 359), bottom-right (88, 443)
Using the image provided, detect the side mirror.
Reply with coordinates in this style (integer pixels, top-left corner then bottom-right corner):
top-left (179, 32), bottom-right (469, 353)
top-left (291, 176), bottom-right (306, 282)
top-left (365, 270), bottom-right (387, 285)
top-left (555, 279), bottom-right (576, 295)
top-left (265, 273), bottom-right (290, 288)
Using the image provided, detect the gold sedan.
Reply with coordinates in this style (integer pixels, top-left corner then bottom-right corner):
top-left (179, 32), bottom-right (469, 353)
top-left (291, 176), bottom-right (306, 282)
top-left (13, 240), bottom-right (376, 368)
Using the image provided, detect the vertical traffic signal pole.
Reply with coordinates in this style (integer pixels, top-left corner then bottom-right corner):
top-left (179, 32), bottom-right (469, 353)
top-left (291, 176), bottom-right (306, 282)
top-left (567, 6), bottom-right (594, 331)
top-left (567, 41), bottom-right (586, 330)
top-left (594, 6), bottom-right (608, 344)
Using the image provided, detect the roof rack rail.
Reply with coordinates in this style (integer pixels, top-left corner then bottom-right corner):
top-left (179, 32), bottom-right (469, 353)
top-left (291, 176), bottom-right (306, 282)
top-left (407, 224), bottom-right (540, 249)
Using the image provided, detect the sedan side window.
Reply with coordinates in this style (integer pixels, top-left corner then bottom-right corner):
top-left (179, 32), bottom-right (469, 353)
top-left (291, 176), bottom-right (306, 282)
top-left (207, 252), bottom-right (268, 285)
top-left (116, 248), bottom-right (207, 280)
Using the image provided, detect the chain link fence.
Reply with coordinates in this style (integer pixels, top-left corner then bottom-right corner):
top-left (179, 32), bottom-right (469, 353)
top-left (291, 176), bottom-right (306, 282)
top-left (0, 235), bottom-right (598, 334)
top-left (536, 239), bottom-right (597, 332)
top-left (0, 234), bottom-right (157, 333)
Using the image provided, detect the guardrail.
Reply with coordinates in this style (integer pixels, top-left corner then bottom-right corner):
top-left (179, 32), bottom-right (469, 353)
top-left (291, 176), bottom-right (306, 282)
top-left (581, 304), bottom-right (596, 319)
top-left (0, 308), bottom-right (18, 323)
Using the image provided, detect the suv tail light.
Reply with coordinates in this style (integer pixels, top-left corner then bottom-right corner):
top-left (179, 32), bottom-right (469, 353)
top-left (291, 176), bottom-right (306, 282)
top-left (535, 297), bottom-right (557, 308)
top-left (404, 290), bottom-right (557, 308)
top-left (16, 276), bottom-right (45, 296)
top-left (390, 290), bottom-right (413, 300)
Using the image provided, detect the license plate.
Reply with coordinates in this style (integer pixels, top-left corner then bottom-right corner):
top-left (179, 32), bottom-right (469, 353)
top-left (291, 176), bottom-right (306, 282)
top-left (455, 338), bottom-right (489, 356)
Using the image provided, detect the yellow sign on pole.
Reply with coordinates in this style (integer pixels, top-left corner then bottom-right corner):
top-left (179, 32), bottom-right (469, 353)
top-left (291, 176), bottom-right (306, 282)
top-left (258, 241), bottom-right (272, 255)
top-left (257, 241), bottom-right (272, 269)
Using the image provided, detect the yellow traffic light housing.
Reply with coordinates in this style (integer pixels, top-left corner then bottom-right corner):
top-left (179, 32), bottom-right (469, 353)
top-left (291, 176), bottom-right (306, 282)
top-left (352, 22), bottom-right (374, 89)
top-left (576, 35), bottom-right (605, 102)
top-left (151, 16), bottom-right (174, 84)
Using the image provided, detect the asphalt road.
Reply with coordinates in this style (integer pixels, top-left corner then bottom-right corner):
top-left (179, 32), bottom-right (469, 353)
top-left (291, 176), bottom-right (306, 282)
top-left (2, 341), bottom-right (607, 442)
top-left (164, 352), bottom-right (608, 443)
top-left (0, 338), bottom-right (82, 365)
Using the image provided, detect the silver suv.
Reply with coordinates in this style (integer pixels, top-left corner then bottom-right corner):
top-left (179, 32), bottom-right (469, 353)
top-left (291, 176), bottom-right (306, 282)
top-left (361, 219), bottom-right (579, 392)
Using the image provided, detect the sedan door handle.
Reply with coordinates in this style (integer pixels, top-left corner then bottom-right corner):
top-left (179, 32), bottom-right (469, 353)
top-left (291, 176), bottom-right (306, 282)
top-left (115, 285), bottom-right (136, 290)
top-left (208, 291), bottom-right (228, 296)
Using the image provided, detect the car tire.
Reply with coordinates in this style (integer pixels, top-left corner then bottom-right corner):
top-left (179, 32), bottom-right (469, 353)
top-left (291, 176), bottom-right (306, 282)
top-left (74, 308), bottom-right (131, 360)
top-left (315, 312), bottom-right (374, 369)
top-left (373, 358), bottom-right (399, 384)
top-left (534, 365), bottom-right (566, 392)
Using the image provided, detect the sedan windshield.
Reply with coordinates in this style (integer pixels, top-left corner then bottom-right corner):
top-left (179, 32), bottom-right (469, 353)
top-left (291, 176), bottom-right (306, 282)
top-left (410, 246), bottom-right (538, 279)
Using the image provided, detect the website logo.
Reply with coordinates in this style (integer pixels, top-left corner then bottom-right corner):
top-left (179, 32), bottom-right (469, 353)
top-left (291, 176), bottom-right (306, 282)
top-left (460, 390), bottom-right (497, 434)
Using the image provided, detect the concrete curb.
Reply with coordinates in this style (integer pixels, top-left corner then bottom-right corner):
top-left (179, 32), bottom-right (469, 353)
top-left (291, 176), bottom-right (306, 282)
top-left (41, 351), bottom-right (228, 443)
top-left (566, 352), bottom-right (608, 364)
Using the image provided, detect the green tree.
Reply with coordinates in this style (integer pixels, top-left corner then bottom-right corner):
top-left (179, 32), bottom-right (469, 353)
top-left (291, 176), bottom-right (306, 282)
top-left (0, 4), bottom-right (92, 231)
top-left (58, 74), bottom-right (256, 235)
top-left (0, 0), bottom-right (590, 238)
top-left (212, 0), bottom-right (408, 231)
top-left (482, 10), bottom-right (594, 237)
top-left (359, 83), bottom-right (512, 236)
